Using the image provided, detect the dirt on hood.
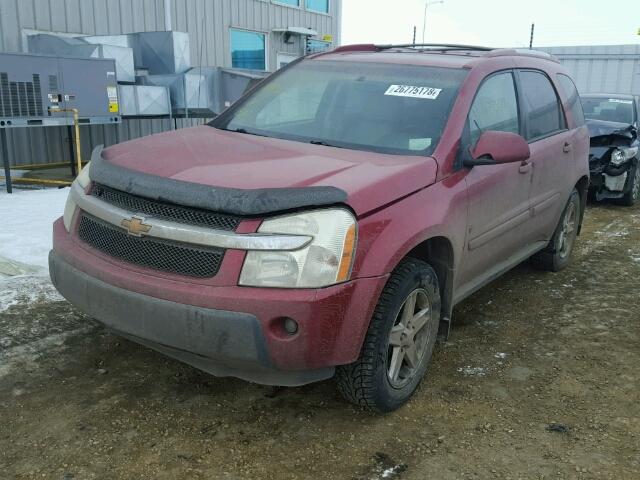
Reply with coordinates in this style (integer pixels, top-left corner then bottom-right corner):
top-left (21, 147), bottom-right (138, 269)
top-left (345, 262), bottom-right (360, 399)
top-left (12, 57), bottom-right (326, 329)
top-left (100, 126), bottom-right (439, 216)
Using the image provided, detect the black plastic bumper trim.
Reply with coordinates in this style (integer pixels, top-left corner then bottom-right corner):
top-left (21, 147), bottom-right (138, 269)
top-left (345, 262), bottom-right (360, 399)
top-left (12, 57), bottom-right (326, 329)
top-left (49, 251), bottom-right (335, 386)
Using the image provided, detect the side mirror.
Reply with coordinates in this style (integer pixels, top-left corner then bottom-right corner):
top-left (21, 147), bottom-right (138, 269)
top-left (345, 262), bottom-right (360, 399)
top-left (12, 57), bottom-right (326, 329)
top-left (464, 131), bottom-right (530, 168)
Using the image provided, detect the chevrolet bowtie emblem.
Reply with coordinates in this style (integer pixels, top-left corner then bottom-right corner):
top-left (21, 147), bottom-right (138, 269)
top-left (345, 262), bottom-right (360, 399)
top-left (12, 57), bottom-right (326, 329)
top-left (121, 217), bottom-right (152, 237)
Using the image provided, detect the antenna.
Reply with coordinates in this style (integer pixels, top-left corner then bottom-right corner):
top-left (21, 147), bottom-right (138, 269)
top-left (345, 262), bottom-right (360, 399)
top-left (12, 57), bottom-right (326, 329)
top-left (529, 23), bottom-right (535, 49)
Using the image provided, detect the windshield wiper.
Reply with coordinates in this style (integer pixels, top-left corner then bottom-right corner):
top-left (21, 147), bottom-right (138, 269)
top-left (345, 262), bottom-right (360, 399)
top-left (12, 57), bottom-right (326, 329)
top-left (226, 127), bottom-right (268, 137)
top-left (309, 140), bottom-right (344, 149)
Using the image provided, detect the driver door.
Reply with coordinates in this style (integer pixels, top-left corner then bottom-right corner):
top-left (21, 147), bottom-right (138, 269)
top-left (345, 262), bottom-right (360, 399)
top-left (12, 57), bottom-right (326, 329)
top-left (456, 71), bottom-right (535, 299)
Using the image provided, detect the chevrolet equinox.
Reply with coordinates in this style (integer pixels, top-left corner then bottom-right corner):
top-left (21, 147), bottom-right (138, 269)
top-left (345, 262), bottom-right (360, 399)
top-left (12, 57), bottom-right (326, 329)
top-left (50, 44), bottom-right (590, 412)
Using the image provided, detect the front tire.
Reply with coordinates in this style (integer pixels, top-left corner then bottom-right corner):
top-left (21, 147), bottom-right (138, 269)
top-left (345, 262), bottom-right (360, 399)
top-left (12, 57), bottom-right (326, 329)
top-left (531, 188), bottom-right (581, 272)
top-left (336, 258), bottom-right (441, 412)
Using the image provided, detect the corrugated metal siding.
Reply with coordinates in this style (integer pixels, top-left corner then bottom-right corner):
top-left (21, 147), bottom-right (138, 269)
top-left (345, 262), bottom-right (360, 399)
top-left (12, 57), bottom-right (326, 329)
top-left (0, 0), bottom-right (341, 166)
top-left (540, 44), bottom-right (640, 96)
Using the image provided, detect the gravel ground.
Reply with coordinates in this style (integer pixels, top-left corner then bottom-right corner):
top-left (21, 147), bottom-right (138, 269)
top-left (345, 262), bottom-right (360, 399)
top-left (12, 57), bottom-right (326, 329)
top-left (1, 202), bottom-right (639, 479)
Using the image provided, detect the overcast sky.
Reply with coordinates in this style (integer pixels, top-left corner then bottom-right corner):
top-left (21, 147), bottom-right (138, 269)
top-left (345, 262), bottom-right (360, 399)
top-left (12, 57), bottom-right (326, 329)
top-left (341, 0), bottom-right (640, 48)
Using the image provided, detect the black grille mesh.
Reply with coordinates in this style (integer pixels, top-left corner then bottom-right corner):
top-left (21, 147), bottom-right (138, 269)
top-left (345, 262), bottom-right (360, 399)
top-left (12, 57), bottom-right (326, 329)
top-left (78, 213), bottom-right (224, 278)
top-left (91, 183), bottom-right (241, 231)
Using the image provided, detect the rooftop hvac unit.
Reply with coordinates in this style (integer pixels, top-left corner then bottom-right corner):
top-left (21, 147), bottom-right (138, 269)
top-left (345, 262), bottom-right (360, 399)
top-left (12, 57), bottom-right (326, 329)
top-left (142, 67), bottom-right (216, 115)
top-left (217, 68), bottom-right (267, 111)
top-left (118, 85), bottom-right (171, 117)
top-left (0, 52), bottom-right (121, 128)
top-left (142, 67), bottom-right (268, 116)
top-left (131, 31), bottom-right (191, 75)
top-left (82, 35), bottom-right (131, 49)
top-left (28, 34), bottom-right (135, 83)
top-left (27, 31), bottom-right (191, 80)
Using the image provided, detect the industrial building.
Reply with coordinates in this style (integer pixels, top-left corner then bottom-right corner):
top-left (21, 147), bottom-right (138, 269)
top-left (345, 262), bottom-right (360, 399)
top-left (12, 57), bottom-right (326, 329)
top-left (0, 0), bottom-right (342, 167)
top-left (540, 44), bottom-right (640, 96)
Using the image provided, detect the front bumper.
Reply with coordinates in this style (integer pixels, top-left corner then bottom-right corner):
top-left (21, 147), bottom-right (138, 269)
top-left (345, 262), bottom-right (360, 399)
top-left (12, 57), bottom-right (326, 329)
top-left (50, 250), bottom-right (316, 385)
top-left (589, 156), bottom-right (637, 199)
top-left (50, 220), bottom-right (387, 386)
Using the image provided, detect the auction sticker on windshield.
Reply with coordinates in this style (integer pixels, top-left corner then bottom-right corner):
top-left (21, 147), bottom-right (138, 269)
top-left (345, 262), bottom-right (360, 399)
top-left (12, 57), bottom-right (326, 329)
top-left (384, 85), bottom-right (442, 99)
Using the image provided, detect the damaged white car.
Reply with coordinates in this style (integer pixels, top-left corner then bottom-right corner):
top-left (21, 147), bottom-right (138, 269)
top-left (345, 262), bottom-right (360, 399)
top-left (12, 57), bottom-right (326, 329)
top-left (581, 94), bottom-right (639, 206)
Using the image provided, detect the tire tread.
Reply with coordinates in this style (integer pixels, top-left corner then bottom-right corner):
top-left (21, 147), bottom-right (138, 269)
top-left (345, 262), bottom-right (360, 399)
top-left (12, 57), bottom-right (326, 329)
top-left (531, 188), bottom-right (580, 272)
top-left (336, 258), bottom-right (433, 411)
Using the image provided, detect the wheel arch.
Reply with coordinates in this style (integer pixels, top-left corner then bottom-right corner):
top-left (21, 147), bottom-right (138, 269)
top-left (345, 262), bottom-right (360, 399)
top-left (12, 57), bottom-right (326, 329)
top-left (574, 175), bottom-right (589, 234)
top-left (404, 236), bottom-right (455, 340)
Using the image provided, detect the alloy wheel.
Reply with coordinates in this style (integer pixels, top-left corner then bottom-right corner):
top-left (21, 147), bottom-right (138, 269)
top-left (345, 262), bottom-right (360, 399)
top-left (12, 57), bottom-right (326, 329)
top-left (557, 201), bottom-right (577, 259)
top-left (386, 288), bottom-right (437, 389)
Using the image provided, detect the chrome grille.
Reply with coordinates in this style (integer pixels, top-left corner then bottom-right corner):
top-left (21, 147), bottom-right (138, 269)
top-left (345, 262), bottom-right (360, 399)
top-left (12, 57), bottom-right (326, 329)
top-left (78, 213), bottom-right (224, 278)
top-left (91, 183), bottom-right (242, 231)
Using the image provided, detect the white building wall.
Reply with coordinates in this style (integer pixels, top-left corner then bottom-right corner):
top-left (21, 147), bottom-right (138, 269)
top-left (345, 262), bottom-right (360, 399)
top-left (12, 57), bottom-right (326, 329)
top-left (540, 44), bottom-right (640, 96)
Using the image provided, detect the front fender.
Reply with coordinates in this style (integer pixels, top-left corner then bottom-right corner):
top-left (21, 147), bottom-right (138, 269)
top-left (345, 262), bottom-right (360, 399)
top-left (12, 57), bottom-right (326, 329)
top-left (352, 170), bottom-right (468, 280)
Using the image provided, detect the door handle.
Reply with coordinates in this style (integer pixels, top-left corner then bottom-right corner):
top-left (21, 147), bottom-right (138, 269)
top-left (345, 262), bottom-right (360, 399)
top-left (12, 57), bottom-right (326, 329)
top-left (563, 142), bottom-right (572, 153)
top-left (519, 161), bottom-right (532, 174)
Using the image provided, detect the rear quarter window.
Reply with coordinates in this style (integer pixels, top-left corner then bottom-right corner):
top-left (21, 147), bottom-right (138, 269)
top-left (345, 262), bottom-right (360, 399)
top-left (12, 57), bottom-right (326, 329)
top-left (556, 74), bottom-right (585, 127)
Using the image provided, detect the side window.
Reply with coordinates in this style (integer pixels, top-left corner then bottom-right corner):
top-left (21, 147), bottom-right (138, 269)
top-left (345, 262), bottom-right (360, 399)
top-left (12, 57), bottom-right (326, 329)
top-left (468, 72), bottom-right (520, 146)
top-left (556, 74), bottom-right (585, 127)
top-left (519, 70), bottom-right (565, 140)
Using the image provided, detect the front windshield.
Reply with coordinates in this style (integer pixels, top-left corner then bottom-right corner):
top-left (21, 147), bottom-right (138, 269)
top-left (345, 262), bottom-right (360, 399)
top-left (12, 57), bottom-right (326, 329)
top-left (581, 96), bottom-right (635, 125)
top-left (213, 60), bottom-right (468, 155)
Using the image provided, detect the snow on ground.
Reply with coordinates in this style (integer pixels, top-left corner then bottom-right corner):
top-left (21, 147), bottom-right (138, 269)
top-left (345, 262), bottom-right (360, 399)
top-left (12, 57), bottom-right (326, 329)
top-left (0, 187), bottom-right (70, 312)
top-left (0, 187), bottom-right (69, 270)
top-left (457, 366), bottom-right (487, 377)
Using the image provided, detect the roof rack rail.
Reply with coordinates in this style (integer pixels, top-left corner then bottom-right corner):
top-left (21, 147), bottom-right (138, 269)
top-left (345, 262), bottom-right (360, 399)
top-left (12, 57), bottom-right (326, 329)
top-left (376, 43), bottom-right (494, 51)
top-left (330, 44), bottom-right (380, 53)
top-left (327, 44), bottom-right (494, 55)
top-left (314, 44), bottom-right (561, 63)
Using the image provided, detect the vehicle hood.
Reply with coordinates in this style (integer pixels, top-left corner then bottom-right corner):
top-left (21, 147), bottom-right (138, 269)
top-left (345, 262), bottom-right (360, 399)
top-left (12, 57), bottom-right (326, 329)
top-left (100, 126), bottom-right (438, 216)
top-left (587, 119), bottom-right (637, 146)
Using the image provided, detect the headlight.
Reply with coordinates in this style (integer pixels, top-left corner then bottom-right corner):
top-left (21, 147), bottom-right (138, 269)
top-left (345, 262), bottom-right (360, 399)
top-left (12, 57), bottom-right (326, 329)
top-left (63, 162), bottom-right (91, 232)
top-left (610, 146), bottom-right (638, 166)
top-left (239, 209), bottom-right (357, 288)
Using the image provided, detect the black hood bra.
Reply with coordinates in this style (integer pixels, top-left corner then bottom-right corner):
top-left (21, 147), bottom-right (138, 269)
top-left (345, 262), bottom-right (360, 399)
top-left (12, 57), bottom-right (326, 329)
top-left (89, 145), bottom-right (348, 217)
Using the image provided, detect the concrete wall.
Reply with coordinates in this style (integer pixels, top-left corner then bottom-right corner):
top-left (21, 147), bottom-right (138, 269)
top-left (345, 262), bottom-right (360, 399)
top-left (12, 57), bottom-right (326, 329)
top-left (540, 44), bottom-right (640, 96)
top-left (0, 0), bottom-right (341, 165)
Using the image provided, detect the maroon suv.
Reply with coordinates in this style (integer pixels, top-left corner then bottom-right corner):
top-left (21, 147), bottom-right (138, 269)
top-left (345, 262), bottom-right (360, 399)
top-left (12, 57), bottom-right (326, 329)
top-left (50, 44), bottom-right (589, 411)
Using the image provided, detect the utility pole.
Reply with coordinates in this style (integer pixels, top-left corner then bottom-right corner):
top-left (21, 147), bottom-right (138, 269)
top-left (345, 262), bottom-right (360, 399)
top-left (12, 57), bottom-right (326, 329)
top-left (413, 26), bottom-right (417, 46)
top-left (422, 1), bottom-right (444, 44)
top-left (529, 23), bottom-right (535, 49)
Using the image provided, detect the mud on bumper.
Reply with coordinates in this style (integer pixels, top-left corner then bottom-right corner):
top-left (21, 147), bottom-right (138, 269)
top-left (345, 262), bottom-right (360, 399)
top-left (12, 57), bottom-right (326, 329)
top-left (49, 251), bottom-right (334, 386)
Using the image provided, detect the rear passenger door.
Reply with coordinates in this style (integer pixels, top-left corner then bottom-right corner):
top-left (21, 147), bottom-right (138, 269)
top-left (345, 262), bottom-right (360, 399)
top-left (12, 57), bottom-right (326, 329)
top-left (515, 70), bottom-right (574, 243)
